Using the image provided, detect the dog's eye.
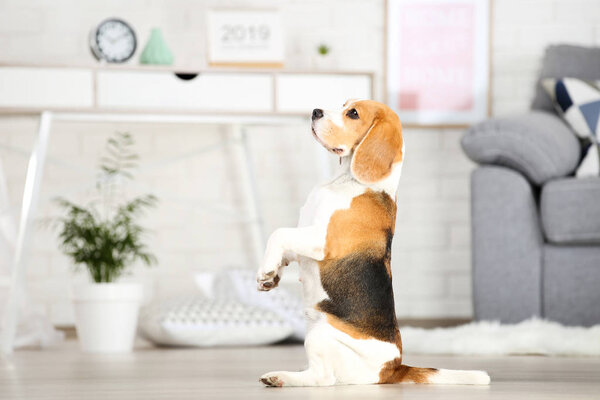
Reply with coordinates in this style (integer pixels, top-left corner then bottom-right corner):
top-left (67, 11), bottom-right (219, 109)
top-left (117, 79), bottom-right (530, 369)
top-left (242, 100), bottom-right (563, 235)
top-left (346, 108), bottom-right (359, 119)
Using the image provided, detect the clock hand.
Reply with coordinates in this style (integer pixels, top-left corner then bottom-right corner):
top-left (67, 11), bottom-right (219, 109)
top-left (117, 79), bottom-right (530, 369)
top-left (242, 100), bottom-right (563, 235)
top-left (106, 31), bottom-right (126, 44)
top-left (105, 34), bottom-right (118, 44)
top-left (116, 32), bottom-right (131, 41)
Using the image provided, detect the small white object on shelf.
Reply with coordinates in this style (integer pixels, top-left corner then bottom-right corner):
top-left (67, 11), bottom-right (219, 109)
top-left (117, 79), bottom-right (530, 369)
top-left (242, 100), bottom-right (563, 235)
top-left (207, 9), bottom-right (285, 68)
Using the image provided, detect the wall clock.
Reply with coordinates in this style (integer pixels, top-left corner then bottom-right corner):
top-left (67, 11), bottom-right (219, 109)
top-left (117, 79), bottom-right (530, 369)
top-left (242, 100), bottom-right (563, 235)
top-left (89, 18), bottom-right (137, 63)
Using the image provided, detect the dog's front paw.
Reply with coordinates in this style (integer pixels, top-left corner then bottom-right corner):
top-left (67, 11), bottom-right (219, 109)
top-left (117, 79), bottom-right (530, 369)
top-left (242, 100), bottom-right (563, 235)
top-left (256, 270), bottom-right (281, 291)
top-left (260, 372), bottom-right (285, 387)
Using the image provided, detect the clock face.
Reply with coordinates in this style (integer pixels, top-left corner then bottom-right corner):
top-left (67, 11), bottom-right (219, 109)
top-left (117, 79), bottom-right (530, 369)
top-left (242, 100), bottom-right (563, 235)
top-left (91, 18), bottom-right (137, 63)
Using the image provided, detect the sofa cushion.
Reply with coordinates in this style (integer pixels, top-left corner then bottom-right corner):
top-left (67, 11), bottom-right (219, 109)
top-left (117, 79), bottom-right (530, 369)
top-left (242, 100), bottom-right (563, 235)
top-left (544, 245), bottom-right (600, 326)
top-left (541, 77), bottom-right (600, 177)
top-left (462, 112), bottom-right (581, 185)
top-left (541, 177), bottom-right (600, 244)
top-left (541, 78), bottom-right (600, 139)
top-left (532, 45), bottom-right (600, 114)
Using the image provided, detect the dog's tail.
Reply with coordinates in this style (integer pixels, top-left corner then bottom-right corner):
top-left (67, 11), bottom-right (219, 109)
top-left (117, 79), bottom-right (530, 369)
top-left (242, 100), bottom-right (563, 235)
top-left (380, 363), bottom-right (490, 385)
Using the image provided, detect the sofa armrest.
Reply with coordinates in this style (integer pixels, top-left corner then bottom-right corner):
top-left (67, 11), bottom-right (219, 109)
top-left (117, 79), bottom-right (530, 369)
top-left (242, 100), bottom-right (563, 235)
top-left (471, 166), bottom-right (544, 322)
top-left (462, 112), bottom-right (581, 186)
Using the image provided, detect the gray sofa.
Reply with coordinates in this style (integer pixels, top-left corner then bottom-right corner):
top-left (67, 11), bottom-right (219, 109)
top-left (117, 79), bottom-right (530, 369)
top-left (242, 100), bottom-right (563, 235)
top-left (462, 45), bottom-right (600, 327)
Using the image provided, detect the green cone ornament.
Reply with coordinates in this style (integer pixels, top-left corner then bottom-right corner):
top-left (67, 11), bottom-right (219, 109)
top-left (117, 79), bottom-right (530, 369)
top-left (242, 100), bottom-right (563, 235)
top-left (140, 28), bottom-right (174, 65)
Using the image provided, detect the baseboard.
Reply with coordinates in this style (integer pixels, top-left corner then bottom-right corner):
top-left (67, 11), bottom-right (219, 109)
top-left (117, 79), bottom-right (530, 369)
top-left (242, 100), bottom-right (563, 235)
top-left (55, 318), bottom-right (471, 340)
top-left (397, 318), bottom-right (472, 329)
top-left (55, 325), bottom-right (77, 339)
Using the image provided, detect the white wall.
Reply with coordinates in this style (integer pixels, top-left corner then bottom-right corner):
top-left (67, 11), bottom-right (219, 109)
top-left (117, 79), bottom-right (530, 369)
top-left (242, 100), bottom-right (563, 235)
top-left (0, 0), bottom-right (599, 324)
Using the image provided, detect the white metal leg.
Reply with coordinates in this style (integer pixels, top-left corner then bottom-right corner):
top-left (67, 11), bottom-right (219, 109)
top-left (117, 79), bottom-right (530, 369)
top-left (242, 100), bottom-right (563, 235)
top-left (229, 124), bottom-right (266, 268)
top-left (1, 111), bottom-right (52, 354)
top-left (0, 156), bottom-right (17, 289)
top-left (0, 154), bottom-right (17, 263)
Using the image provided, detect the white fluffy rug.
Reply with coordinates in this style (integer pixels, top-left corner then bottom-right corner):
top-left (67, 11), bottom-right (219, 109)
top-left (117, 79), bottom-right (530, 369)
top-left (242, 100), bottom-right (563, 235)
top-left (400, 318), bottom-right (600, 356)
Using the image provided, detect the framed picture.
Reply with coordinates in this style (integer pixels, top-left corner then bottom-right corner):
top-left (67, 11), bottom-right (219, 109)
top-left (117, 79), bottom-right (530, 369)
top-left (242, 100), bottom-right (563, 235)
top-left (386, 0), bottom-right (491, 127)
top-left (207, 9), bottom-right (285, 68)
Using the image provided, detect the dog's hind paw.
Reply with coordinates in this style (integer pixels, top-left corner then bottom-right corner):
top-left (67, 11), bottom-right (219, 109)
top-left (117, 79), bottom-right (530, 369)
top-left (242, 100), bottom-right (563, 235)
top-left (260, 373), bottom-right (284, 387)
top-left (259, 370), bottom-right (335, 387)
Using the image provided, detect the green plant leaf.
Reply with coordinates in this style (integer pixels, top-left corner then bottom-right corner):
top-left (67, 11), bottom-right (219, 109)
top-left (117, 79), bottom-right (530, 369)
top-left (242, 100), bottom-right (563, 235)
top-left (52, 132), bottom-right (158, 283)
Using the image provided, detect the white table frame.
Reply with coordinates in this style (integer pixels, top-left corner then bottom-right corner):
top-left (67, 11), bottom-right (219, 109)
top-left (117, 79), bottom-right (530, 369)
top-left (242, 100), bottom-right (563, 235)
top-left (0, 63), bottom-right (372, 354)
top-left (0, 111), bottom-right (327, 354)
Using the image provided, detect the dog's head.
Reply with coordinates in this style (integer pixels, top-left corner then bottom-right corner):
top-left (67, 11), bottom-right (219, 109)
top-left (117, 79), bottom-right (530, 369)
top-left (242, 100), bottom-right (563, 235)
top-left (311, 99), bottom-right (403, 184)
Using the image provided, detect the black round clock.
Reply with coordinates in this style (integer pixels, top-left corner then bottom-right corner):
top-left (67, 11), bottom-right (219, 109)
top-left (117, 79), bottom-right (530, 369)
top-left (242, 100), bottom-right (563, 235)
top-left (89, 18), bottom-right (137, 63)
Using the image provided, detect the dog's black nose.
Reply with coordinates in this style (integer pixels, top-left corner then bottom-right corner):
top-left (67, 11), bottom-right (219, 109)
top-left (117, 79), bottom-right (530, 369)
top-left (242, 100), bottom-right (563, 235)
top-left (312, 108), bottom-right (324, 120)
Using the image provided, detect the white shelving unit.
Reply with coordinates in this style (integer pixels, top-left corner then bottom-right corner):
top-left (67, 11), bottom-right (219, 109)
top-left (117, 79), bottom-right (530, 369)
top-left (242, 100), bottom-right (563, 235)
top-left (0, 64), bottom-right (373, 115)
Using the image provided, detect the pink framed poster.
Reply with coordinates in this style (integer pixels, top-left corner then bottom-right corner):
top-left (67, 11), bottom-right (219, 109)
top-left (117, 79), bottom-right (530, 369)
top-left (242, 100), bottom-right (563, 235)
top-left (386, 0), bottom-right (490, 126)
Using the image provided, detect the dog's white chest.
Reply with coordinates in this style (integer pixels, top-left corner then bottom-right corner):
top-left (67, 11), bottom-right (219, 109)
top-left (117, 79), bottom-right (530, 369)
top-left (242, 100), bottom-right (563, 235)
top-left (295, 178), bottom-right (366, 318)
top-left (297, 178), bottom-right (364, 228)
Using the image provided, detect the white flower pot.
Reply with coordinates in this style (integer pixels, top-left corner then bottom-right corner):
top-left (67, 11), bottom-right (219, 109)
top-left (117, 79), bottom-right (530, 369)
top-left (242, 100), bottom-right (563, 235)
top-left (72, 283), bottom-right (143, 353)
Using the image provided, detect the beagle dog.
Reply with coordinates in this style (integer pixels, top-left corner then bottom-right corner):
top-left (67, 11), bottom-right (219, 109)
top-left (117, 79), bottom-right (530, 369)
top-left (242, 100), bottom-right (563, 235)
top-left (256, 100), bottom-right (490, 387)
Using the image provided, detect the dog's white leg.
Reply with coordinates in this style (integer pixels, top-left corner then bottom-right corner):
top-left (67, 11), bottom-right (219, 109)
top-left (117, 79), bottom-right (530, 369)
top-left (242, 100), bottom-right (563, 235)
top-left (260, 368), bottom-right (334, 387)
top-left (257, 226), bottom-right (325, 291)
top-left (260, 326), bottom-right (336, 387)
top-left (260, 348), bottom-right (334, 387)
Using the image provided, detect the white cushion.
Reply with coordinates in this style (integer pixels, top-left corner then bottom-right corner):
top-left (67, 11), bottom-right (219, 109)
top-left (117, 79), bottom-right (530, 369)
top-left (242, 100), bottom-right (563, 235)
top-left (138, 295), bottom-right (293, 347)
top-left (212, 269), bottom-right (306, 340)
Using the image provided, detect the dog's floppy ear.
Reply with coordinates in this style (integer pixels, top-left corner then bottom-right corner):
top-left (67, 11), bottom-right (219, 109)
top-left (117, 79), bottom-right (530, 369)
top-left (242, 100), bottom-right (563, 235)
top-left (350, 116), bottom-right (403, 184)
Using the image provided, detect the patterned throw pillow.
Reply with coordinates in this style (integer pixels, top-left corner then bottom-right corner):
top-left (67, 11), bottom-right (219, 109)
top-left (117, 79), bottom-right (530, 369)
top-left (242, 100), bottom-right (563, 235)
top-left (211, 269), bottom-right (306, 340)
top-left (138, 268), bottom-right (307, 347)
top-left (542, 78), bottom-right (600, 176)
top-left (138, 295), bottom-right (294, 347)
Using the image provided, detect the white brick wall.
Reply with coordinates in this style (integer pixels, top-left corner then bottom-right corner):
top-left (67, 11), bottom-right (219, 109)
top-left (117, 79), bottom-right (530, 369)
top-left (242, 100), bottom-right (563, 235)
top-left (0, 0), bottom-right (598, 323)
top-left (492, 0), bottom-right (600, 115)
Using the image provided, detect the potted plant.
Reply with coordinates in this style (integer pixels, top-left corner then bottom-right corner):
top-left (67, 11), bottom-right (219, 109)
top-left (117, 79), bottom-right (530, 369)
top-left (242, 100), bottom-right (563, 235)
top-left (55, 132), bottom-right (157, 353)
top-left (313, 43), bottom-right (334, 70)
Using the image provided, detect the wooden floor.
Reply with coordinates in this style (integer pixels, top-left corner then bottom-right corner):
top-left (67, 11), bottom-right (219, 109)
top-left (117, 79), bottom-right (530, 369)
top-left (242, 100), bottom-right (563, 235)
top-left (1, 340), bottom-right (599, 399)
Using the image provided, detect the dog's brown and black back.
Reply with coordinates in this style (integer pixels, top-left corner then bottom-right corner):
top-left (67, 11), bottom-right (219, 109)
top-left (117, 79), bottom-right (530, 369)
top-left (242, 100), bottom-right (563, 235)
top-left (317, 190), bottom-right (400, 345)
